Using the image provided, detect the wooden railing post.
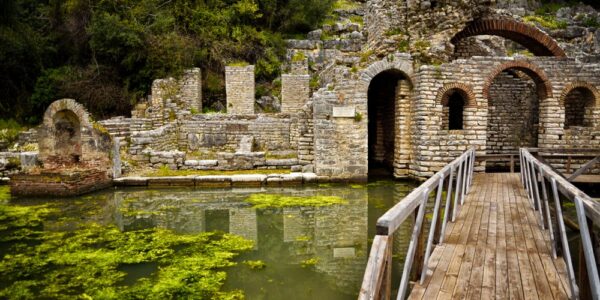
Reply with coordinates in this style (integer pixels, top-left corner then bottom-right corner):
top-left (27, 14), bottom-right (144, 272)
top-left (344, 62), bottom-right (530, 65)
top-left (574, 197), bottom-right (600, 300)
top-left (440, 166), bottom-right (454, 244)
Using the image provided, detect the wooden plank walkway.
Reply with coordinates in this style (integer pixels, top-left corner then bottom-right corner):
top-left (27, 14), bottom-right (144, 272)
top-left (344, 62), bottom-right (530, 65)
top-left (408, 173), bottom-right (571, 300)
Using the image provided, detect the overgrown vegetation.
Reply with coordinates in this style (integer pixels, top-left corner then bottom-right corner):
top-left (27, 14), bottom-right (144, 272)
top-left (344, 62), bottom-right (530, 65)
top-left (0, 0), bottom-right (338, 124)
top-left (0, 201), bottom-right (253, 299)
top-left (244, 193), bottom-right (347, 208)
top-left (523, 15), bottom-right (568, 29)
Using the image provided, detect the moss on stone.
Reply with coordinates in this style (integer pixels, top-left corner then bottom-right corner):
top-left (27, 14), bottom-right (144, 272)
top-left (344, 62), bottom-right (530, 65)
top-left (243, 260), bottom-right (266, 270)
top-left (523, 15), bottom-right (567, 29)
top-left (245, 193), bottom-right (347, 208)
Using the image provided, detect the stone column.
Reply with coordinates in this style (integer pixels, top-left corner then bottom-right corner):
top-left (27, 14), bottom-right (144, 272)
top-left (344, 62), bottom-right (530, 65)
top-left (225, 65), bottom-right (255, 114)
top-left (181, 68), bottom-right (202, 113)
top-left (281, 74), bottom-right (310, 113)
top-left (394, 79), bottom-right (411, 177)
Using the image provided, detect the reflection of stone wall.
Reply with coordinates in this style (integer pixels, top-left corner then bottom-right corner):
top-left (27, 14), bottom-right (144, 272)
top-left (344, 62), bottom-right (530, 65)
top-left (229, 208), bottom-right (258, 246)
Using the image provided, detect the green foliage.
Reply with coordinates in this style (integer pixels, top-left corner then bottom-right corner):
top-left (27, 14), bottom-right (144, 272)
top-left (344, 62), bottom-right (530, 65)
top-left (524, 15), bottom-right (568, 29)
top-left (583, 17), bottom-right (600, 28)
top-left (309, 75), bottom-right (321, 90)
top-left (398, 40), bottom-right (410, 52)
top-left (0, 0), bottom-right (337, 124)
top-left (0, 119), bottom-right (26, 144)
top-left (291, 52), bottom-right (306, 62)
top-left (332, 0), bottom-right (360, 10)
top-left (0, 202), bottom-right (253, 299)
top-left (245, 194), bottom-right (347, 208)
top-left (354, 112), bottom-right (363, 122)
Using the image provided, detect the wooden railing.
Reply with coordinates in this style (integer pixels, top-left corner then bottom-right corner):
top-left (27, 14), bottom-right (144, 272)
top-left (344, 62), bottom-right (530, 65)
top-left (520, 148), bottom-right (600, 300)
top-left (359, 148), bottom-right (475, 300)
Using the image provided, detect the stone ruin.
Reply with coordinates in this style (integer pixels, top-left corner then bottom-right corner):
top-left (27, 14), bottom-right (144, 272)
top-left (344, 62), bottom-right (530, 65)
top-left (10, 99), bottom-right (114, 196)
top-left (5, 0), bottom-right (600, 184)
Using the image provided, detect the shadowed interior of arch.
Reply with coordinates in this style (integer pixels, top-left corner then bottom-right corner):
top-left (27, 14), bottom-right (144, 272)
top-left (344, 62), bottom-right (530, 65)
top-left (53, 109), bottom-right (82, 164)
top-left (367, 69), bottom-right (410, 177)
top-left (564, 87), bottom-right (595, 128)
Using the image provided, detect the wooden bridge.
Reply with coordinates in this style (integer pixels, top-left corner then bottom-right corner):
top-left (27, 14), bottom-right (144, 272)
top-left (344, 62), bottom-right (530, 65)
top-left (360, 148), bottom-right (600, 300)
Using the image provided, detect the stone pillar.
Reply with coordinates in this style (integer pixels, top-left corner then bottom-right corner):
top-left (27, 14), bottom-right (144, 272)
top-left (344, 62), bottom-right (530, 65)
top-left (181, 68), bottom-right (202, 113)
top-left (281, 74), bottom-right (310, 113)
top-left (394, 79), bottom-right (411, 177)
top-left (225, 65), bottom-right (255, 114)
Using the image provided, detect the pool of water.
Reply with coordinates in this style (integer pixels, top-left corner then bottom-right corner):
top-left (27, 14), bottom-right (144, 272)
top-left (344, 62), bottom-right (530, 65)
top-left (0, 179), bottom-right (418, 299)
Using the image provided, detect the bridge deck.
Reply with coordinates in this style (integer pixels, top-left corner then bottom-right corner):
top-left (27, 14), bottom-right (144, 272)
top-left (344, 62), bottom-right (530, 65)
top-left (408, 173), bottom-right (571, 300)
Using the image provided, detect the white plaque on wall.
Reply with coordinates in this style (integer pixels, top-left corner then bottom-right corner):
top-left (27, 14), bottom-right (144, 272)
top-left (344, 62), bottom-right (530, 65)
top-left (332, 106), bottom-right (356, 118)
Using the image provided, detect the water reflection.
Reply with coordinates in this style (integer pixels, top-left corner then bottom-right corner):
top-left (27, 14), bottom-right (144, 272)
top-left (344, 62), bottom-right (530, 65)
top-left (16, 181), bottom-right (417, 299)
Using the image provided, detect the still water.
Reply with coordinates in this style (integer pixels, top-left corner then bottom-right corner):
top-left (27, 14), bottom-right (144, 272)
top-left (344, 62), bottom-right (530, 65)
top-left (1, 180), bottom-right (418, 299)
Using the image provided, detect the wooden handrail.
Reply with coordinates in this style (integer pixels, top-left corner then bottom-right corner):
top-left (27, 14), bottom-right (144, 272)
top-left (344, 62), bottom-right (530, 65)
top-left (520, 148), bottom-right (600, 299)
top-left (359, 148), bottom-right (476, 300)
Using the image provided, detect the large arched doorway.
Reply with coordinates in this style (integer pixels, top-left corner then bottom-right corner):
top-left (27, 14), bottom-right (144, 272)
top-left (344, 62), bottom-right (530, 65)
top-left (484, 62), bottom-right (551, 171)
top-left (367, 69), bottom-right (411, 177)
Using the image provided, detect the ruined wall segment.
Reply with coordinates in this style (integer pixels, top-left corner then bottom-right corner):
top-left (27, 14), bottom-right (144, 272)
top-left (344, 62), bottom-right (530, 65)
top-left (226, 65), bottom-right (256, 114)
top-left (281, 74), bottom-right (310, 114)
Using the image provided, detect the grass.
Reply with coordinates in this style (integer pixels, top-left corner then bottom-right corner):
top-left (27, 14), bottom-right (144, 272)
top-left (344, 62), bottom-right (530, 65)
top-left (227, 60), bottom-right (250, 67)
top-left (265, 152), bottom-right (298, 160)
top-left (145, 166), bottom-right (291, 177)
top-left (0, 119), bottom-right (25, 144)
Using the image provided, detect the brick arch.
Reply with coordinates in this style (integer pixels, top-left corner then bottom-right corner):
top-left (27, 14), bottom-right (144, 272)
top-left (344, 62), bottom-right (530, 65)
top-left (451, 18), bottom-right (566, 57)
top-left (483, 60), bottom-right (553, 100)
top-left (559, 81), bottom-right (600, 107)
top-left (436, 83), bottom-right (477, 107)
top-left (43, 98), bottom-right (92, 129)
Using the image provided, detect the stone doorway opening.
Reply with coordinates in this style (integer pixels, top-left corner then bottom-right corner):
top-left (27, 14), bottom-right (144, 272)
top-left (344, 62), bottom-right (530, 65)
top-left (486, 66), bottom-right (547, 172)
top-left (53, 109), bottom-right (82, 164)
top-left (368, 69), bottom-right (411, 178)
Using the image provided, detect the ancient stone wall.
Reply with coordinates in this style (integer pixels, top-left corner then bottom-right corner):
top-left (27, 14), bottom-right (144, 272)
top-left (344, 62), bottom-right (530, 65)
top-left (129, 124), bottom-right (179, 163)
top-left (147, 68), bottom-right (202, 127)
top-left (226, 65), bottom-right (255, 114)
top-left (281, 74), bottom-right (310, 113)
top-left (178, 114), bottom-right (294, 153)
top-left (487, 72), bottom-right (539, 154)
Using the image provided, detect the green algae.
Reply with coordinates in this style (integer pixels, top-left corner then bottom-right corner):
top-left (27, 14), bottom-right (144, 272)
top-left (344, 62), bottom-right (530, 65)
top-left (244, 194), bottom-right (347, 209)
top-left (243, 260), bottom-right (266, 270)
top-left (301, 257), bottom-right (319, 268)
top-left (0, 185), bottom-right (10, 203)
top-left (0, 203), bottom-right (253, 299)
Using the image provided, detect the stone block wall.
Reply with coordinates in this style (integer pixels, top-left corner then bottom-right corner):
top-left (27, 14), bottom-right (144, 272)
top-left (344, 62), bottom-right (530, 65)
top-left (178, 114), bottom-right (294, 153)
top-left (148, 68), bottom-right (202, 127)
top-left (487, 72), bottom-right (538, 155)
top-left (281, 74), bottom-right (310, 113)
top-left (129, 124), bottom-right (178, 163)
top-left (226, 65), bottom-right (255, 114)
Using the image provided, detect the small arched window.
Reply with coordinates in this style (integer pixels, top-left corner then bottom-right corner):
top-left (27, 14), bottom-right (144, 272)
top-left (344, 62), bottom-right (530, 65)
top-left (442, 90), bottom-right (467, 130)
top-left (437, 84), bottom-right (475, 131)
top-left (447, 92), bottom-right (465, 130)
top-left (564, 87), bottom-right (595, 129)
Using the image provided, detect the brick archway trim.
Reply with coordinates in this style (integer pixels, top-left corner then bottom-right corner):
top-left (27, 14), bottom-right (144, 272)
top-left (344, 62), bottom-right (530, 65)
top-left (43, 98), bottom-right (92, 129)
top-left (559, 81), bottom-right (600, 106)
top-left (436, 83), bottom-right (477, 107)
top-left (451, 18), bottom-right (566, 57)
top-left (483, 60), bottom-right (553, 100)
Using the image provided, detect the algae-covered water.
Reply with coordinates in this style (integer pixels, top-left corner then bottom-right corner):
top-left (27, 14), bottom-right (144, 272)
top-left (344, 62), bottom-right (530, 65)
top-left (0, 180), bottom-right (418, 299)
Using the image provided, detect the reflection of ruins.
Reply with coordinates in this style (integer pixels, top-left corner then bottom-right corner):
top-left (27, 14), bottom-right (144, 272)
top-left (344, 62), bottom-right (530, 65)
top-left (110, 187), bottom-right (370, 293)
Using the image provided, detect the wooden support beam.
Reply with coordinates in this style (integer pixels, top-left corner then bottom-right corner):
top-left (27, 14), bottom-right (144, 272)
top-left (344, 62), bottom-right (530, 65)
top-left (567, 156), bottom-right (600, 182)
